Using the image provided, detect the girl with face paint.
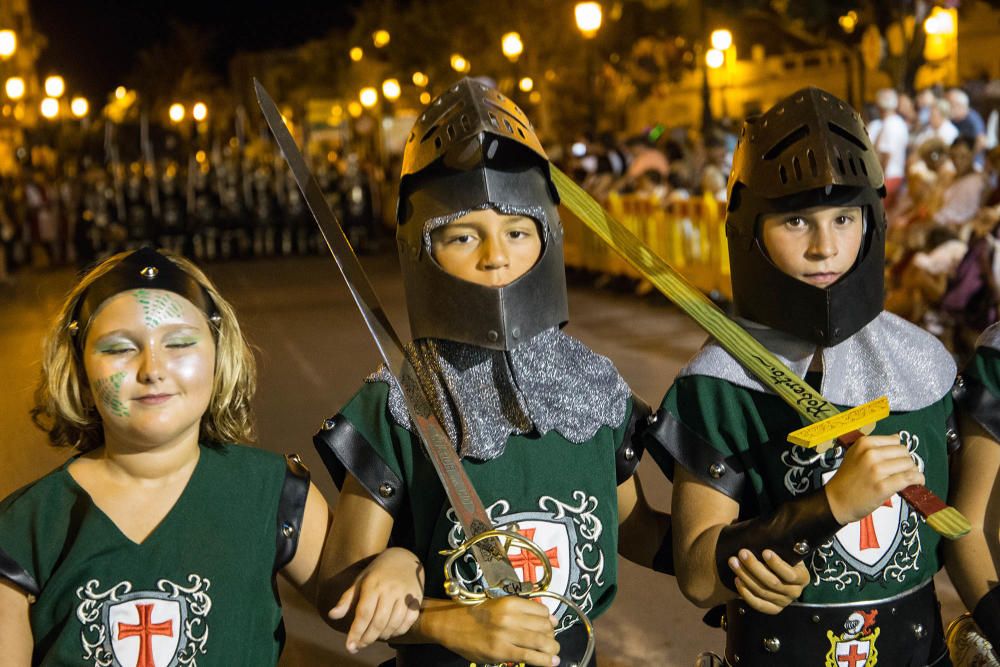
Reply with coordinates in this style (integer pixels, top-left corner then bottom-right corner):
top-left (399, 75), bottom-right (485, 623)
top-left (0, 248), bottom-right (422, 664)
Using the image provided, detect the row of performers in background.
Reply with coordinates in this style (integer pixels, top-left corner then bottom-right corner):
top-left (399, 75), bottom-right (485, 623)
top-left (3, 148), bottom-right (381, 270)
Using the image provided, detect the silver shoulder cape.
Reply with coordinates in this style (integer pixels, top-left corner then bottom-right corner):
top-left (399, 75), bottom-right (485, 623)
top-left (368, 327), bottom-right (631, 461)
top-left (977, 322), bottom-right (1000, 352)
top-left (678, 311), bottom-right (956, 411)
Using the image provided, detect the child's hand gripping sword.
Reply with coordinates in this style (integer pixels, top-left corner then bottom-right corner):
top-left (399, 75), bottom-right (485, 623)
top-left (254, 81), bottom-right (594, 666)
top-left (552, 166), bottom-right (970, 540)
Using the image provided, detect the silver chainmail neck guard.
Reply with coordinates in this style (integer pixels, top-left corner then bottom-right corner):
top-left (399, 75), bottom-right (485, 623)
top-left (679, 311), bottom-right (956, 411)
top-left (977, 322), bottom-right (1000, 352)
top-left (368, 327), bottom-right (630, 461)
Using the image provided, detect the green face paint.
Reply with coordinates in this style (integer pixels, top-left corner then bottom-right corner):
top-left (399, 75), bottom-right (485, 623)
top-left (134, 289), bottom-right (184, 328)
top-left (95, 371), bottom-right (129, 418)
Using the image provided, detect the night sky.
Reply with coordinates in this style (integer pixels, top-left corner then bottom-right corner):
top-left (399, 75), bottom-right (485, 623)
top-left (31, 0), bottom-right (363, 101)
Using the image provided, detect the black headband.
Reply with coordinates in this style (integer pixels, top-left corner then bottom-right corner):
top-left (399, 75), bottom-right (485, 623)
top-left (70, 247), bottom-right (220, 346)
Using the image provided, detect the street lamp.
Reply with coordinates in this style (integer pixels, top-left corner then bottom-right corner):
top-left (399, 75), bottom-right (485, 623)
top-left (382, 78), bottom-right (401, 102)
top-left (40, 97), bottom-right (58, 119)
top-left (45, 75), bottom-right (65, 98)
top-left (710, 29), bottom-right (732, 51)
top-left (412, 71), bottom-right (428, 87)
top-left (0, 30), bottom-right (16, 59)
top-left (450, 53), bottom-right (470, 73)
top-left (574, 2), bottom-right (602, 38)
top-left (115, 86), bottom-right (127, 100)
top-left (347, 101), bottom-right (363, 118)
top-left (349, 46), bottom-right (364, 62)
top-left (519, 77), bottom-right (534, 92)
top-left (359, 87), bottom-right (378, 108)
top-left (71, 96), bottom-right (89, 118)
top-left (5, 77), bottom-right (24, 100)
top-left (419, 91), bottom-right (431, 105)
top-left (705, 49), bottom-right (725, 69)
top-left (502, 32), bottom-right (523, 62)
top-left (192, 101), bottom-right (208, 122)
top-left (373, 29), bottom-right (390, 48)
top-left (169, 103), bottom-right (185, 123)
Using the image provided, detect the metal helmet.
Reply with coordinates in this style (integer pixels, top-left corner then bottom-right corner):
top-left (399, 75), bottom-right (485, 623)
top-left (396, 77), bottom-right (568, 350)
top-left (725, 87), bottom-right (887, 346)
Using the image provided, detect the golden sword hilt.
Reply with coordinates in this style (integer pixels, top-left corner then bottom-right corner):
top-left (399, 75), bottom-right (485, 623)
top-left (440, 528), bottom-right (596, 667)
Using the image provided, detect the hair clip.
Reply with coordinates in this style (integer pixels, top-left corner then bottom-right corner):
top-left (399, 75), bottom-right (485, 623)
top-left (140, 266), bottom-right (159, 280)
top-left (209, 313), bottom-right (222, 327)
top-left (68, 320), bottom-right (79, 337)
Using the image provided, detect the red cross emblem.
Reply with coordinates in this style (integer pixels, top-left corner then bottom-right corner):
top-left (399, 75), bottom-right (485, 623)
top-left (837, 642), bottom-right (868, 667)
top-left (117, 603), bottom-right (174, 667)
top-left (858, 497), bottom-right (893, 550)
top-left (507, 527), bottom-right (560, 584)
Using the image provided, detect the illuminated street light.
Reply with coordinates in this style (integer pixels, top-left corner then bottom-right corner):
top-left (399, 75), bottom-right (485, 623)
top-left (40, 97), bottom-right (58, 119)
top-left (502, 32), bottom-right (524, 62)
top-left (419, 91), bottom-right (431, 105)
top-left (347, 101), bottom-right (363, 118)
top-left (412, 71), bottom-right (428, 87)
top-left (71, 97), bottom-right (89, 118)
top-left (451, 53), bottom-right (470, 73)
top-left (349, 46), bottom-right (364, 62)
top-left (705, 48), bottom-right (725, 69)
top-left (115, 86), bottom-right (127, 100)
top-left (192, 101), bottom-right (208, 122)
top-left (373, 29), bottom-right (390, 48)
top-left (169, 103), bottom-right (185, 123)
top-left (574, 2), bottom-right (603, 38)
top-left (0, 30), bottom-right (16, 59)
top-left (382, 78), bottom-right (401, 101)
top-left (5, 76), bottom-right (24, 100)
top-left (519, 77), bottom-right (534, 92)
top-left (839, 11), bottom-right (858, 34)
top-left (45, 75), bottom-right (65, 98)
top-left (710, 29), bottom-right (732, 51)
top-left (924, 6), bottom-right (956, 35)
top-left (359, 87), bottom-right (378, 108)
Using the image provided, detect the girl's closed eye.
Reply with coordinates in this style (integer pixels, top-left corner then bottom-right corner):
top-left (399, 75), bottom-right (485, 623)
top-left (96, 341), bottom-right (136, 355)
top-left (165, 336), bottom-right (200, 349)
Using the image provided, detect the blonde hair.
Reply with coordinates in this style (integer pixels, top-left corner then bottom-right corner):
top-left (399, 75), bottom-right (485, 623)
top-left (31, 250), bottom-right (257, 452)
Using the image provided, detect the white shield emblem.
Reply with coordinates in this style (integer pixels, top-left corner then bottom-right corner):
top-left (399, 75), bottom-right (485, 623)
top-left (500, 517), bottom-right (573, 615)
top-left (834, 638), bottom-right (872, 667)
top-left (822, 470), bottom-right (905, 576)
top-left (105, 593), bottom-right (182, 667)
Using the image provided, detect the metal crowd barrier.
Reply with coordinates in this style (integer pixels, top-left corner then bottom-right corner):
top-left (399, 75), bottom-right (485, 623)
top-left (561, 191), bottom-right (732, 300)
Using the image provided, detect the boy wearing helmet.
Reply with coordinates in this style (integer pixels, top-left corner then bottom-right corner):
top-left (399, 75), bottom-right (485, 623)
top-left (312, 79), bottom-right (805, 666)
top-left (646, 88), bottom-right (963, 665)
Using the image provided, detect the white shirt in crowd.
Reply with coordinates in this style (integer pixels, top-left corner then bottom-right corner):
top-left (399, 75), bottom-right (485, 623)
top-left (912, 120), bottom-right (960, 151)
top-left (868, 112), bottom-right (909, 180)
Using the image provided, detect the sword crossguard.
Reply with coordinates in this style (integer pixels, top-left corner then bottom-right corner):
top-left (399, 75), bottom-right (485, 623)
top-left (786, 396), bottom-right (890, 453)
top-left (439, 528), bottom-right (551, 603)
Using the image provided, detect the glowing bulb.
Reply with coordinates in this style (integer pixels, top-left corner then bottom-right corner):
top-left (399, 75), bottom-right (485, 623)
top-left (169, 103), bottom-right (185, 123)
top-left (40, 97), bottom-right (59, 119)
top-left (5, 77), bottom-right (24, 100)
top-left (71, 97), bottom-right (89, 118)
top-left (45, 75), bottom-right (65, 98)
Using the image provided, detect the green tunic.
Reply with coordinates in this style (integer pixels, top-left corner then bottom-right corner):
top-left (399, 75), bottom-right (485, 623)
top-left (660, 373), bottom-right (952, 604)
top-left (0, 444), bottom-right (291, 666)
top-left (335, 380), bottom-right (635, 633)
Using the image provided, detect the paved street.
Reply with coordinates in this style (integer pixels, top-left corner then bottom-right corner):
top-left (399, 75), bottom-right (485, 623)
top-left (0, 253), bottom-right (965, 666)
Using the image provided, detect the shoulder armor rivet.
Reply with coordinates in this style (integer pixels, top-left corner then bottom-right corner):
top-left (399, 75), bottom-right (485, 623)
top-left (140, 266), bottom-right (159, 280)
top-left (811, 614), bottom-right (821, 623)
top-left (321, 418), bottom-right (336, 431)
top-left (487, 330), bottom-right (499, 342)
top-left (289, 453), bottom-right (303, 466)
top-left (623, 446), bottom-right (635, 462)
top-left (763, 637), bottom-right (781, 653)
top-left (793, 540), bottom-right (810, 555)
top-left (281, 522), bottom-right (295, 538)
top-left (912, 623), bottom-right (926, 639)
top-left (954, 375), bottom-right (965, 388)
top-left (946, 428), bottom-right (958, 444)
top-left (737, 604), bottom-right (746, 615)
top-left (379, 482), bottom-right (395, 498)
top-left (647, 412), bottom-right (659, 425)
top-left (708, 462), bottom-right (726, 479)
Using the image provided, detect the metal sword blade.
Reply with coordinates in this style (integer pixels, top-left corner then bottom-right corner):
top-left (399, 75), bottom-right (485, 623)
top-left (552, 165), bottom-right (969, 538)
top-left (254, 79), bottom-right (525, 589)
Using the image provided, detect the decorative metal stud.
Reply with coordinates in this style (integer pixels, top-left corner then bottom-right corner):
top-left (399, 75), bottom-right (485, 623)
top-left (793, 540), bottom-right (810, 556)
top-left (289, 453), bottom-right (303, 466)
top-left (946, 429), bottom-right (959, 446)
top-left (378, 482), bottom-right (395, 498)
top-left (811, 614), bottom-right (821, 624)
top-left (321, 418), bottom-right (336, 431)
top-left (511, 327), bottom-right (520, 339)
top-left (487, 330), bottom-right (499, 342)
top-left (708, 462), bottom-right (726, 479)
top-left (954, 375), bottom-right (965, 389)
top-left (623, 447), bottom-right (635, 462)
top-left (140, 266), bottom-right (159, 280)
top-left (647, 412), bottom-right (659, 425)
top-left (912, 623), bottom-right (926, 640)
top-left (281, 522), bottom-right (295, 538)
top-left (763, 637), bottom-right (781, 653)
